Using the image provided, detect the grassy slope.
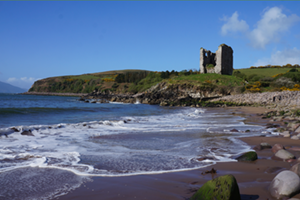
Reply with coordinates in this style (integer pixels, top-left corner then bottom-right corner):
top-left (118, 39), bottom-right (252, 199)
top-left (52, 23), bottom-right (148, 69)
top-left (29, 69), bottom-right (151, 93)
top-left (29, 67), bottom-right (299, 94)
top-left (236, 68), bottom-right (293, 77)
top-left (171, 73), bottom-right (244, 86)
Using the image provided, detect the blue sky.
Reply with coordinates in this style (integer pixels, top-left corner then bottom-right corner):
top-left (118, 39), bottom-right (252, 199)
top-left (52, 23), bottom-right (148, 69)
top-left (1, 1), bottom-right (300, 90)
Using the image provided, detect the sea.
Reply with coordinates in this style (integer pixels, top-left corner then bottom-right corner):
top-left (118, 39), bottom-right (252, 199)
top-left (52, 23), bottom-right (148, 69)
top-left (0, 93), bottom-right (269, 199)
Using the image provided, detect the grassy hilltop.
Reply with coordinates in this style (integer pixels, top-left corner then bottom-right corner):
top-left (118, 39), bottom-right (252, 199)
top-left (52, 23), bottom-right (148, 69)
top-left (29, 65), bottom-right (300, 95)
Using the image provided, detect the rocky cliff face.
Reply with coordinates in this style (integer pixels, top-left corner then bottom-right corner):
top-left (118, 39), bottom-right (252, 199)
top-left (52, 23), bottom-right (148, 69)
top-left (85, 81), bottom-right (228, 106)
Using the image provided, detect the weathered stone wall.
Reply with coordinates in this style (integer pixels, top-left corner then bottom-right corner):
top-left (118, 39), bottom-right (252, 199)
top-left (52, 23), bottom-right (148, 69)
top-left (200, 48), bottom-right (216, 74)
top-left (200, 44), bottom-right (233, 75)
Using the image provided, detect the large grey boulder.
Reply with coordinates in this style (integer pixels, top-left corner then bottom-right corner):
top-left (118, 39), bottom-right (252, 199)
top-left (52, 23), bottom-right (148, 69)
top-left (269, 170), bottom-right (300, 199)
top-left (191, 174), bottom-right (241, 200)
top-left (275, 149), bottom-right (295, 160)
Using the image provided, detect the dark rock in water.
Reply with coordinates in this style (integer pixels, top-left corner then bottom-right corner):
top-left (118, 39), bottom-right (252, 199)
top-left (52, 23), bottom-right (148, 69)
top-left (196, 156), bottom-right (215, 161)
top-left (236, 151), bottom-right (257, 161)
top-left (191, 174), bottom-right (241, 200)
top-left (11, 127), bottom-right (19, 132)
top-left (78, 98), bottom-right (85, 101)
top-left (266, 123), bottom-right (280, 129)
top-left (201, 168), bottom-right (217, 175)
top-left (230, 129), bottom-right (239, 132)
top-left (21, 130), bottom-right (34, 136)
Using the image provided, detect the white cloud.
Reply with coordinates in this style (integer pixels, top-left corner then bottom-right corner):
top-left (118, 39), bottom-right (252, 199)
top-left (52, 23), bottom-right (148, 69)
top-left (255, 47), bottom-right (300, 66)
top-left (6, 77), bottom-right (40, 90)
top-left (221, 12), bottom-right (249, 36)
top-left (221, 7), bottom-right (300, 49)
top-left (249, 7), bottom-right (300, 49)
top-left (7, 77), bottom-right (17, 82)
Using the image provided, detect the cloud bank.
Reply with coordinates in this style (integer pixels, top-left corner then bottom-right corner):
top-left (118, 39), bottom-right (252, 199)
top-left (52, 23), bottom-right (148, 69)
top-left (221, 7), bottom-right (300, 49)
top-left (221, 12), bottom-right (249, 36)
top-left (255, 48), bottom-right (300, 66)
top-left (7, 77), bottom-right (40, 90)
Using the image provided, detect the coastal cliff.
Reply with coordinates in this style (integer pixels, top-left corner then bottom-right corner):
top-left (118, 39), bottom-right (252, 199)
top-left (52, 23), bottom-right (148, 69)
top-left (82, 80), bottom-right (232, 106)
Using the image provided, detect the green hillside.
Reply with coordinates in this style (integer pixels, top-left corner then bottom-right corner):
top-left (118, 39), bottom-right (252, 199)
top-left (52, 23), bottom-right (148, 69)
top-left (237, 68), bottom-right (293, 77)
top-left (28, 66), bottom-right (300, 95)
top-left (29, 69), bottom-right (152, 94)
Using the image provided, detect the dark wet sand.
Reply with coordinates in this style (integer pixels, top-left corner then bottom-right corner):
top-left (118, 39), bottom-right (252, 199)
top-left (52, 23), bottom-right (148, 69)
top-left (56, 106), bottom-right (300, 200)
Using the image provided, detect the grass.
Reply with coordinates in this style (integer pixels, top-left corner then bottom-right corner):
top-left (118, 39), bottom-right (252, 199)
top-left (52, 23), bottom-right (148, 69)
top-left (68, 75), bottom-right (101, 80)
top-left (236, 68), bottom-right (293, 77)
top-left (128, 72), bottom-right (163, 93)
top-left (171, 73), bottom-right (244, 86)
top-left (92, 69), bottom-right (151, 76)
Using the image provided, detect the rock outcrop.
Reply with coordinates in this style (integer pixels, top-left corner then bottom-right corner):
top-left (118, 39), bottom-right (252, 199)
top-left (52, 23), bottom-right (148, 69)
top-left (191, 174), bottom-right (241, 200)
top-left (83, 82), bottom-right (226, 106)
top-left (211, 91), bottom-right (300, 110)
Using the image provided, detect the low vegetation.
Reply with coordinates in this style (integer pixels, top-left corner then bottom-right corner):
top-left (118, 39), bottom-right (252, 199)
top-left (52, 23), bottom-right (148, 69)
top-left (233, 68), bottom-right (300, 93)
top-left (29, 64), bottom-right (300, 95)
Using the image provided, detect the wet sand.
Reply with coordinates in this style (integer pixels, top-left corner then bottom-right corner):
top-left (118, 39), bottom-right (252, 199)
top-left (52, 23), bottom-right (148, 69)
top-left (56, 106), bottom-right (300, 200)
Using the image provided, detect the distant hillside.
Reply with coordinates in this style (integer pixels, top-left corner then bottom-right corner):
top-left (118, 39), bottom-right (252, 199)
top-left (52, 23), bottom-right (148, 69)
top-left (28, 66), bottom-right (300, 96)
top-left (0, 81), bottom-right (27, 93)
top-left (28, 69), bottom-right (152, 94)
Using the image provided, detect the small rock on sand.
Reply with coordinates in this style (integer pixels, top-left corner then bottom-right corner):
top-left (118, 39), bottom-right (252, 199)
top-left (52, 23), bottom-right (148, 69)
top-left (272, 144), bottom-right (285, 154)
top-left (275, 149), bottom-right (295, 160)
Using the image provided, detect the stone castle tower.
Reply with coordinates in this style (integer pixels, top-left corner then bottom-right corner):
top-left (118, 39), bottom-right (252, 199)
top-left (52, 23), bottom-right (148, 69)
top-left (200, 44), bottom-right (233, 75)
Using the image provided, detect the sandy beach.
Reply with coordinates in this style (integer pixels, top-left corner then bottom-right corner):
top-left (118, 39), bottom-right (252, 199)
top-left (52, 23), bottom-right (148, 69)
top-left (54, 106), bottom-right (300, 200)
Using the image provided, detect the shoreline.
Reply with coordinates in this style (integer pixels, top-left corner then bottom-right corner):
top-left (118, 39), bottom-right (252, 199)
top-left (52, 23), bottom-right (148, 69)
top-left (55, 106), bottom-right (300, 200)
top-left (22, 91), bottom-right (88, 97)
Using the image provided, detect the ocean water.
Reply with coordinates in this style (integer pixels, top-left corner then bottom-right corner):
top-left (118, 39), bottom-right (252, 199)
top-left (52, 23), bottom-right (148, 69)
top-left (0, 93), bottom-right (267, 199)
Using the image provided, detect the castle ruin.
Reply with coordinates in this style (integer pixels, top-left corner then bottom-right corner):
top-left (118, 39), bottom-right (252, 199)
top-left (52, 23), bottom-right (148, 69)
top-left (200, 44), bottom-right (233, 75)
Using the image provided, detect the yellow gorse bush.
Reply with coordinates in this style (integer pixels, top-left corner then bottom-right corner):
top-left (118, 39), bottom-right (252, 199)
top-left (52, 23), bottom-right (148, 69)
top-left (272, 73), bottom-right (284, 78)
top-left (281, 84), bottom-right (300, 91)
top-left (245, 81), bottom-right (261, 93)
top-left (103, 78), bottom-right (114, 82)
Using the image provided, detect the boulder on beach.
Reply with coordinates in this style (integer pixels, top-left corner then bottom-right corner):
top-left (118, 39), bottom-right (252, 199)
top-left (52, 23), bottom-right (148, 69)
top-left (272, 144), bottom-right (284, 154)
top-left (254, 142), bottom-right (272, 151)
top-left (280, 131), bottom-right (291, 138)
top-left (191, 174), bottom-right (241, 200)
top-left (291, 135), bottom-right (300, 140)
top-left (236, 151), bottom-right (257, 161)
top-left (269, 170), bottom-right (300, 199)
top-left (291, 163), bottom-right (300, 177)
top-left (275, 149), bottom-right (295, 160)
